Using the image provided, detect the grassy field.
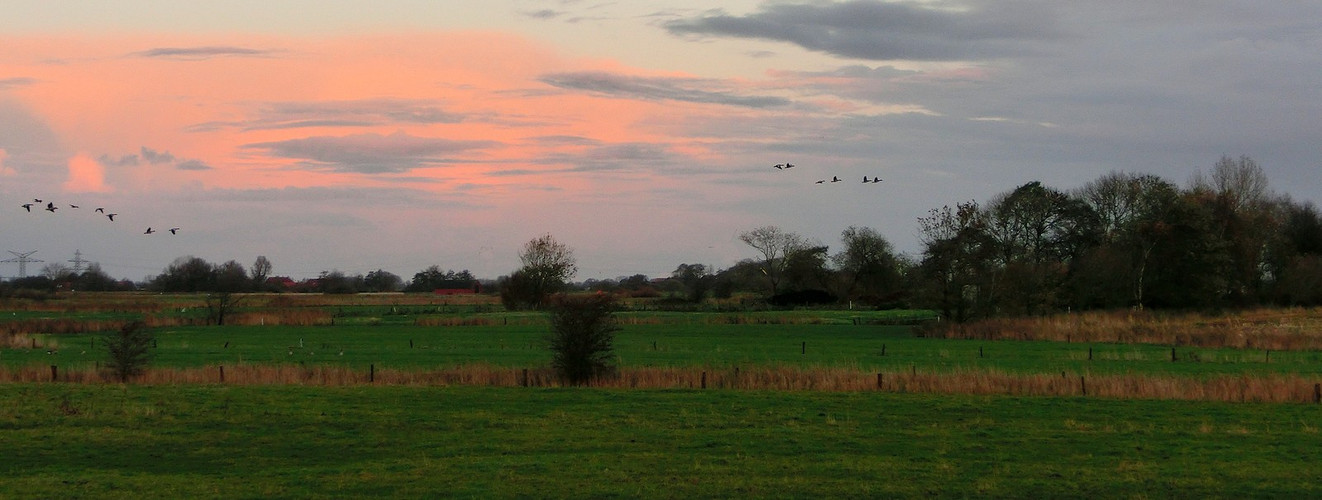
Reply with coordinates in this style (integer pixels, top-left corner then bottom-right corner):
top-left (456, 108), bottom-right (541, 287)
top-left (7, 322), bottom-right (1322, 379)
top-left (2, 384), bottom-right (1320, 498)
top-left (3, 294), bottom-right (1322, 496)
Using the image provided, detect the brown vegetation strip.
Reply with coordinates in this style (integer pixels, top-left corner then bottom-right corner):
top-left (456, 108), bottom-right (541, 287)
top-left (923, 307), bottom-right (1322, 351)
top-left (4, 364), bottom-right (1320, 404)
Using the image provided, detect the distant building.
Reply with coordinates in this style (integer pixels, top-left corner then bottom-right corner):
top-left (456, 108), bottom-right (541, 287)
top-left (433, 279), bottom-right (481, 295)
top-left (265, 276), bottom-right (297, 290)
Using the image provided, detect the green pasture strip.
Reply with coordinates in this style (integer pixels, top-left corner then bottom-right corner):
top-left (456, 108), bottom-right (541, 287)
top-left (7, 323), bottom-right (1321, 378)
top-left (0, 385), bottom-right (1318, 498)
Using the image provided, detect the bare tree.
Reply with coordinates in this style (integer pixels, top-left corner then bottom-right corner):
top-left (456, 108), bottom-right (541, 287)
top-left (738, 225), bottom-right (809, 296)
top-left (251, 255), bottom-right (272, 287)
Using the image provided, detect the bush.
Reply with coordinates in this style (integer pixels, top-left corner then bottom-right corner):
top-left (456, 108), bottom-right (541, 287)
top-left (546, 293), bottom-right (620, 385)
top-left (104, 321), bottom-right (153, 382)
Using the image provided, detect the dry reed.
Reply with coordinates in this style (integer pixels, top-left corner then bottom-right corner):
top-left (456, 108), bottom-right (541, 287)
top-left (923, 307), bottom-right (1322, 351)
top-left (5, 364), bottom-right (1319, 404)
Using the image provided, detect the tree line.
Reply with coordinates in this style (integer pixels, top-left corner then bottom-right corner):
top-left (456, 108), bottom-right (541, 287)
top-left (4, 156), bottom-right (1317, 321)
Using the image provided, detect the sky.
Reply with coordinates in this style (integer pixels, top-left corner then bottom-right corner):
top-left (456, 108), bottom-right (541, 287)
top-left (2, 1), bottom-right (1320, 282)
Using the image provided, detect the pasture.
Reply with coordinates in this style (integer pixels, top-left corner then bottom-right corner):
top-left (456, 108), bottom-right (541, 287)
top-left (2, 293), bottom-right (1322, 497)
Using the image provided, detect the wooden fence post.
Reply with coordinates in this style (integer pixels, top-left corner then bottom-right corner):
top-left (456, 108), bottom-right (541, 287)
top-left (881, 344), bottom-right (886, 356)
top-left (522, 368), bottom-right (529, 387)
top-left (1080, 376), bottom-right (1087, 396)
top-left (1088, 347), bottom-right (1093, 361)
top-left (979, 346), bottom-right (984, 358)
top-left (1171, 347), bottom-right (1177, 362)
top-left (877, 373), bottom-right (883, 389)
top-left (801, 342), bottom-right (806, 355)
top-left (50, 365), bottom-right (57, 382)
top-left (370, 364), bottom-right (375, 383)
top-left (219, 365), bottom-right (225, 383)
top-left (1314, 383), bottom-right (1320, 404)
top-left (701, 371), bottom-right (707, 389)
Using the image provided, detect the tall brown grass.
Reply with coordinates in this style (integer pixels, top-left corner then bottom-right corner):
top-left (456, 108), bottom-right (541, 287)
top-left (922, 307), bottom-right (1322, 351)
top-left (4, 364), bottom-right (1319, 404)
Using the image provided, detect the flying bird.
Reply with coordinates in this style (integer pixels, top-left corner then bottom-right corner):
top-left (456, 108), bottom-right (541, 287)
top-left (45, 202), bottom-right (57, 212)
top-left (144, 227), bottom-right (154, 234)
top-left (863, 176), bottom-right (870, 183)
top-left (815, 180), bottom-right (825, 184)
top-left (773, 164), bottom-right (785, 169)
top-left (106, 213), bottom-right (117, 221)
top-left (872, 177), bottom-right (883, 183)
top-left (168, 227), bottom-right (180, 235)
top-left (21, 203), bottom-right (32, 212)
top-left (831, 176), bottom-right (842, 183)
top-left (784, 163), bottom-right (795, 169)
top-left (69, 204), bottom-right (79, 209)
top-left (95, 207), bottom-right (105, 213)
top-left (33, 198), bottom-right (42, 203)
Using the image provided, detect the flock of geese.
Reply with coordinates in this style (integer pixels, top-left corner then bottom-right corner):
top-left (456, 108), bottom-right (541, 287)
top-left (19, 198), bottom-right (179, 235)
top-left (772, 163), bottom-right (883, 185)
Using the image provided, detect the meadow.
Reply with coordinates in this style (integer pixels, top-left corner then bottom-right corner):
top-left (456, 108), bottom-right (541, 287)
top-left (2, 293), bottom-right (1322, 497)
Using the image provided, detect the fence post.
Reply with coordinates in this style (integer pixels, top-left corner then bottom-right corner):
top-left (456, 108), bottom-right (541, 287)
top-left (979, 346), bottom-right (984, 358)
top-left (881, 344), bottom-right (886, 356)
top-left (50, 365), bottom-right (57, 382)
top-left (877, 373), bottom-right (883, 390)
top-left (219, 365), bottom-right (225, 383)
top-left (1088, 347), bottom-right (1093, 361)
top-left (801, 342), bottom-right (806, 355)
top-left (370, 364), bottom-right (375, 383)
top-left (522, 368), bottom-right (529, 387)
top-left (701, 371), bottom-right (707, 389)
top-left (1080, 376), bottom-right (1087, 396)
top-left (1314, 383), bottom-right (1320, 404)
top-left (1171, 347), bottom-right (1177, 362)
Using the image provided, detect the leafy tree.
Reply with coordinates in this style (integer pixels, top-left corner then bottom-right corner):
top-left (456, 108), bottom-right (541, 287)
top-left (152, 256), bottom-right (216, 292)
top-left (501, 234), bottom-right (576, 310)
top-left (915, 201), bottom-right (994, 322)
top-left (546, 293), bottom-right (620, 385)
top-left (363, 269), bottom-right (403, 292)
top-left (671, 263), bottom-right (713, 303)
top-left (103, 321), bottom-right (153, 382)
top-left (833, 226), bottom-right (902, 304)
top-left (406, 266), bottom-right (475, 292)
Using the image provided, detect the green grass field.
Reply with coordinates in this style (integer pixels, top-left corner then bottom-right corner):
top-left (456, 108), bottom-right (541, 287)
top-left (4, 295), bottom-right (1322, 496)
top-left (2, 384), bottom-right (1319, 498)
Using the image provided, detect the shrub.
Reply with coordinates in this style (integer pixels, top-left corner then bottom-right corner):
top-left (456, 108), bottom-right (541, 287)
top-left (546, 293), bottom-right (620, 385)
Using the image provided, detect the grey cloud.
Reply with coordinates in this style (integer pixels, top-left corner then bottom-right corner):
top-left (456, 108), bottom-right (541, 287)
top-left (132, 46), bottom-right (275, 60)
top-left (665, 0), bottom-right (1064, 61)
top-left (244, 131), bottom-right (500, 174)
top-left (539, 72), bottom-right (791, 108)
top-left (140, 147), bottom-right (176, 165)
top-left (199, 98), bottom-right (466, 132)
top-left (175, 159), bottom-right (212, 171)
top-left (0, 77), bottom-right (37, 90)
top-left (97, 153), bottom-right (140, 167)
top-left (524, 9), bottom-right (562, 20)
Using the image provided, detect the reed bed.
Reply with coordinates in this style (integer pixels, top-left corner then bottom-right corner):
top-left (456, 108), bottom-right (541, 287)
top-left (5, 364), bottom-right (1319, 404)
top-left (923, 307), bottom-right (1322, 351)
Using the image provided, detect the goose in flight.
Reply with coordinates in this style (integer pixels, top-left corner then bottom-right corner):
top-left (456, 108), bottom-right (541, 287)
top-left (168, 227), bottom-right (180, 235)
top-left (69, 204), bottom-right (79, 209)
top-left (106, 213), bottom-right (117, 221)
top-left (872, 177), bottom-right (883, 183)
top-left (45, 202), bottom-right (57, 212)
top-left (830, 176), bottom-right (842, 183)
top-left (784, 163), bottom-right (795, 169)
top-left (21, 203), bottom-right (32, 212)
top-left (144, 227), bottom-right (155, 234)
top-left (815, 179), bottom-right (825, 184)
top-left (95, 207), bottom-right (105, 213)
top-left (772, 164), bottom-right (785, 169)
top-left (33, 198), bottom-right (42, 203)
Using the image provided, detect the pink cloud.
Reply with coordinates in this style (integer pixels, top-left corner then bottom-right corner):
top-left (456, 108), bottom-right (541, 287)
top-left (63, 153), bottom-right (109, 192)
top-left (0, 148), bottom-right (13, 176)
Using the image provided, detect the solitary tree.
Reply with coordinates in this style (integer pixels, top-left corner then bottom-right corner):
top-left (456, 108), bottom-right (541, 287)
top-left (546, 293), bottom-right (620, 385)
top-left (502, 234), bottom-right (577, 310)
top-left (104, 321), bottom-right (153, 382)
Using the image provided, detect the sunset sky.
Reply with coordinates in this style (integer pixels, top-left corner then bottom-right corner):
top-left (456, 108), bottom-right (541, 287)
top-left (3, 1), bottom-right (1321, 282)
